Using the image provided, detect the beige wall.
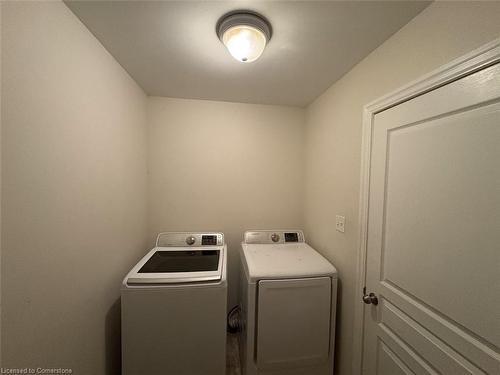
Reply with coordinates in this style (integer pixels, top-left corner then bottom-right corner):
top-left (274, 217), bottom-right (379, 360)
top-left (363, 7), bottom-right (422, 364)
top-left (3, 1), bottom-right (500, 374)
top-left (147, 97), bottom-right (305, 307)
top-left (303, 2), bottom-right (500, 374)
top-left (1, 2), bottom-right (148, 373)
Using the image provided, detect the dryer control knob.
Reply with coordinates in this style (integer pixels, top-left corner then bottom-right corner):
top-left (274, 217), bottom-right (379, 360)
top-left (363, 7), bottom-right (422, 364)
top-left (271, 233), bottom-right (280, 243)
top-left (186, 236), bottom-right (196, 246)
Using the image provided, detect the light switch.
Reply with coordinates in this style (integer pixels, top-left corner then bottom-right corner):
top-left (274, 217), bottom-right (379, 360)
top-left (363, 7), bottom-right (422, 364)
top-left (335, 215), bottom-right (345, 233)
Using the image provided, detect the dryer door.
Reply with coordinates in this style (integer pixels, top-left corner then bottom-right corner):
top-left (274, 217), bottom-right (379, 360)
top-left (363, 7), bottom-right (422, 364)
top-left (256, 277), bottom-right (331, 370)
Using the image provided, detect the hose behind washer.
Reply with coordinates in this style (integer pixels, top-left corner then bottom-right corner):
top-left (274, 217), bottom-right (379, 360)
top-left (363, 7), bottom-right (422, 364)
top-left (227, 305), bottom-right (241, 333)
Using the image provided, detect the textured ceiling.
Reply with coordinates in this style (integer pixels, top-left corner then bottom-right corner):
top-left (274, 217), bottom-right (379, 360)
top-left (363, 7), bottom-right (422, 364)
top-left (66, 1), bottom-right (430, 107)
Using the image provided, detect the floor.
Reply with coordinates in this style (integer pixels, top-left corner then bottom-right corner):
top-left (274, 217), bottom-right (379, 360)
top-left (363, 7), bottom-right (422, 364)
top-left (226, 333), bottom-right (242, 375)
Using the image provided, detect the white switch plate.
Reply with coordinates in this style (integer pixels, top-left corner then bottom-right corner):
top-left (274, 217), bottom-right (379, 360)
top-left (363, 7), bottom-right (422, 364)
top-left (336, 215), bottom-right (345, 233)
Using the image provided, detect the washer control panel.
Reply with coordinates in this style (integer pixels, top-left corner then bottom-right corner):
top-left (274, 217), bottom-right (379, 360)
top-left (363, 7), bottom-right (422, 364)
top-left (156, 232), bottom-right (224, 247)
top-left (244, 230), bottom-right (304, 244)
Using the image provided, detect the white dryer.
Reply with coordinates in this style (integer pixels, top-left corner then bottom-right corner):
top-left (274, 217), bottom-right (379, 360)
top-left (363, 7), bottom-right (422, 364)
top-left (239, 230), bottom-right (337, 375)
top-left (122, 232), bottom-right (227, 375)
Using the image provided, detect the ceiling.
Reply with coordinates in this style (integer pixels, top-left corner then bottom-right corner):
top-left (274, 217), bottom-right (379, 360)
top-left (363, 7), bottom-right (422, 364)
top-left (65, 1), bottom-right (430, 107)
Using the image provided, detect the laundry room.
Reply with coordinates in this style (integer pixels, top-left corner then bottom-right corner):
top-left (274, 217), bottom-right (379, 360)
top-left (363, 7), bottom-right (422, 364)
top-left (1, 1), bottom-right (499, 375)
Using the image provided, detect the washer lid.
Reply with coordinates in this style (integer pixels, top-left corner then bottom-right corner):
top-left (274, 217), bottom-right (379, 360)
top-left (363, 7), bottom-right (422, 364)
top-left (241, 242), bottom-right (337, 282)
top-left (125, 246), bottom-right (225, 285)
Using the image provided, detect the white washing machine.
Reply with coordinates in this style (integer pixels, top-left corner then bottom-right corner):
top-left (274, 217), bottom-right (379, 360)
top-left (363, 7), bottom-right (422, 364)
top-left (239, 230), bottom-right (337, 375)
top-left (122, 232), bottom-right (227, 375)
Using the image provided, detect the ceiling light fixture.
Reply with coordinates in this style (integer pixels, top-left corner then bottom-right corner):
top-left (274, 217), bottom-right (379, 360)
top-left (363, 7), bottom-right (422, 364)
top-left (216, 10), bottom-right (272, 63)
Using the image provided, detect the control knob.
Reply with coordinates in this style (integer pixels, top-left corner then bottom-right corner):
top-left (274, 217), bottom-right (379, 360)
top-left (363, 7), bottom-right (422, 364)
top-left (186, 236), bottom-right (196, 246)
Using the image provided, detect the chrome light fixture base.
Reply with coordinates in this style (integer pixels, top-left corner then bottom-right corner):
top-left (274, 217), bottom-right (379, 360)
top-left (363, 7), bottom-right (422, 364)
top-left (216, 10), bottom-right (272, 42)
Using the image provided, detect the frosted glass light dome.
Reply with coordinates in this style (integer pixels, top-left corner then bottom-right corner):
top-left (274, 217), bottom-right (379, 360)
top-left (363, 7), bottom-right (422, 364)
top-left (222, 25), bottom-right (267, 63)
top-left (217, 11), bottom-right (272, 63)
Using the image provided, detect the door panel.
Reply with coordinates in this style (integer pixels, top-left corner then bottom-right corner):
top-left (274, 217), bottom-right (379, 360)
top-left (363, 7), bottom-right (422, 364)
top-left (381, 281), bottom-right (499, 374)
top-left (256, 277), bottom-right (331, 370)
top-left (381, 300), bottom-right (484, 374)
top-left (382, 106), bottom-right (500, 346)
top-left (377, 340), bottom-right (415, 375)
top-left (379, 323), bottom-right (439, 375)
top-left (363, 63), bottom-right (500, 375)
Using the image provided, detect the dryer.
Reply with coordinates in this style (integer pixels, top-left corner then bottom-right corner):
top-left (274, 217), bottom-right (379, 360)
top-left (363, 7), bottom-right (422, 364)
top-left (122, 232), bottom-right (227, 375)
top-left (239, 230), bottom-right (337, 375)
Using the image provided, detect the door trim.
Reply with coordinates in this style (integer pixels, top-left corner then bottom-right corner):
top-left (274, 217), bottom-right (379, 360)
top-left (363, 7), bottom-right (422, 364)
top-left (352, 37), bottom-right (500, 375)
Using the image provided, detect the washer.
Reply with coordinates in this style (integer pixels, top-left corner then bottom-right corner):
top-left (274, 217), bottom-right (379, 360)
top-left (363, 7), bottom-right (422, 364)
top-left (239, 230), bottom-right (337, 375)
top-left (122, 232), bottom-right (227, 375)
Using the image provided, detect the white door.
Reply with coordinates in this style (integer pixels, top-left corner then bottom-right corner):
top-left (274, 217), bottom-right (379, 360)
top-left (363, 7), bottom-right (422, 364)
top-left (362, 62), bottom-right (500, 374)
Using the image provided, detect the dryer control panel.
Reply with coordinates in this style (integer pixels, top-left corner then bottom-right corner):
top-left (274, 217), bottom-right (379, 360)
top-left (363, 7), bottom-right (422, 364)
top-left (243, 230), bottom-right (304, 244)
top-left (156, 232), bottom-right (224, 247)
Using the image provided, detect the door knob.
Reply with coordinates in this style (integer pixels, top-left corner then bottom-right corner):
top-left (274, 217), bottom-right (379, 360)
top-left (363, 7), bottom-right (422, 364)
top-left (362, 287), bottom-right (379, 305)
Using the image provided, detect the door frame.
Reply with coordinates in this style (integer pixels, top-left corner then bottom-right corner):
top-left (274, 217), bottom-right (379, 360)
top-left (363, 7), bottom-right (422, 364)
top-left (352, 37), bottom-right (500, 375)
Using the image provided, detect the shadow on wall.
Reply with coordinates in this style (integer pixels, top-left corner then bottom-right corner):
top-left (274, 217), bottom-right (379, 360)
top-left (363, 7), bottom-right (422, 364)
top-left (105, 298), bottom-right (122, 375)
